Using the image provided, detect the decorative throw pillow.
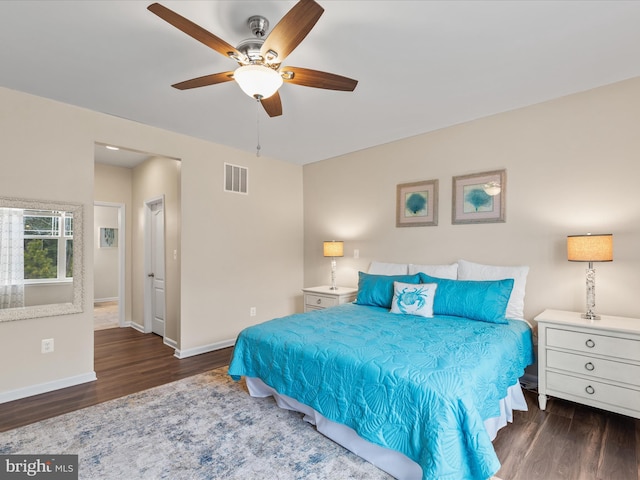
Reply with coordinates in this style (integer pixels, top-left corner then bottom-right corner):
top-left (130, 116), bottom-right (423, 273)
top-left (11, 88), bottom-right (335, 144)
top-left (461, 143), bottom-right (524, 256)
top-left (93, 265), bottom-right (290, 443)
top-left (390, 281), bottom-right (438, 317)
top-left (418, 273), bottom-right (514, 324)
top-left (355, 272), bottom-right (421, 308)
top-left (408, 263), bottom-right (458, 279)
top-left (368, 261), bottom-right (409, 275)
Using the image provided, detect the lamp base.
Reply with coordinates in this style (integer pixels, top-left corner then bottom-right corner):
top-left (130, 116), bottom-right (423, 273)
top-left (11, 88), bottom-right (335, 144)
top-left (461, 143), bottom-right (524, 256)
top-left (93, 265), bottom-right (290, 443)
top-left (329, 286), bottom-right (338, 291)
top-left (581, 313), bottom-right (601, 320)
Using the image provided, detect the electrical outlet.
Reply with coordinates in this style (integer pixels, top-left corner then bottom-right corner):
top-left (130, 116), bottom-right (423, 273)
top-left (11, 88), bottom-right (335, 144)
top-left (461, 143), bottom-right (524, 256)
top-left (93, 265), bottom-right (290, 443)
top-left (250, 307), bottom-right (257, 317)
top-left (41, 338), bottom-right (54, 354)
top-left (354, 249), bottom-right (360, 259)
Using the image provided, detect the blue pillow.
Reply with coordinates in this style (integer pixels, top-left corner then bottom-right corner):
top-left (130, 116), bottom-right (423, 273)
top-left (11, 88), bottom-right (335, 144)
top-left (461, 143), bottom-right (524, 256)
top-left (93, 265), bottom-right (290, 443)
top-left (418, 273), bottom-right (514, 324)
top-left (355, 272), bottom-right (421, 308)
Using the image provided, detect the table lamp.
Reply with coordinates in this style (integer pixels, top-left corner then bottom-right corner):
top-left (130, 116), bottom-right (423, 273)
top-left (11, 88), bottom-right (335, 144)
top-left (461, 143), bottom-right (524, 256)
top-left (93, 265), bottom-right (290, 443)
top-left (323, 241), bottom-right (344, 290)
top-left (567, 233), bottom-right (613, 320)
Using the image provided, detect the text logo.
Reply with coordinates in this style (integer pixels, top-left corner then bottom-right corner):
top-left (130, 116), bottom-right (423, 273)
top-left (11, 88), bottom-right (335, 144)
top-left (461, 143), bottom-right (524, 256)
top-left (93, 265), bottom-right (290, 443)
top-left (0, 455), bottom-right (78, 479)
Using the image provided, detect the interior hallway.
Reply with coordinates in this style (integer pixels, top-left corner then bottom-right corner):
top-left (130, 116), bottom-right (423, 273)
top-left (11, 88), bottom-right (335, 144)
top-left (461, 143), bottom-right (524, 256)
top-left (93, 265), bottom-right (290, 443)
top-left (94, 301), bottom-right (119, 330)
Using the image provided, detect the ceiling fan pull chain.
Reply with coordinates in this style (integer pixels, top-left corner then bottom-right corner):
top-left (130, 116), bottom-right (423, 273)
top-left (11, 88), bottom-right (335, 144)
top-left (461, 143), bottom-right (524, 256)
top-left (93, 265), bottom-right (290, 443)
top-left (256, 97), bottom-right (262, 157)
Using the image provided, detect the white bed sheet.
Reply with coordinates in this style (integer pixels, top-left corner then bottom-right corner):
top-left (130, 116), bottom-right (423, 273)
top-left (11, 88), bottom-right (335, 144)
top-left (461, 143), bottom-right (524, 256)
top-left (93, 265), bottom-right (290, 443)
top-left (245, 377), bottom-right (527, 480)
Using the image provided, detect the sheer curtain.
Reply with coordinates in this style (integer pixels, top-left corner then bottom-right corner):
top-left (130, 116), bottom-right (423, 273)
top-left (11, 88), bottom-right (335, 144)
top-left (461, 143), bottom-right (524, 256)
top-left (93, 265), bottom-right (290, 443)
top-left (0, 207), bottom-right (25, 309)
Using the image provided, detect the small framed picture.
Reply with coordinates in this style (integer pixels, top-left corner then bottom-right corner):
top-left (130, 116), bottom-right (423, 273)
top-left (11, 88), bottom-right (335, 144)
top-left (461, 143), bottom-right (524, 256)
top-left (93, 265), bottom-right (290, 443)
top-left (452, 169), bottom-right (506, 224)
top-left (396, 179), bottom-right (438, 227)
top-left (100, 227), bottom-right (118, 248)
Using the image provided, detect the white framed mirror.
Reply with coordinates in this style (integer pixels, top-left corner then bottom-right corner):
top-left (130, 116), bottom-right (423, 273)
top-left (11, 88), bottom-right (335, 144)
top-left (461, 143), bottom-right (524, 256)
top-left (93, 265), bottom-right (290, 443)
top-left (0, 196), bottom-right (84, 322)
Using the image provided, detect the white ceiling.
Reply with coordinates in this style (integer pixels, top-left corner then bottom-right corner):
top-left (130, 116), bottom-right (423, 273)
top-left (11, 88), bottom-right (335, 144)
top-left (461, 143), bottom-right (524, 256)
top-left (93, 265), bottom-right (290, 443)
top-left (3, 1), bottom-right (640, 167)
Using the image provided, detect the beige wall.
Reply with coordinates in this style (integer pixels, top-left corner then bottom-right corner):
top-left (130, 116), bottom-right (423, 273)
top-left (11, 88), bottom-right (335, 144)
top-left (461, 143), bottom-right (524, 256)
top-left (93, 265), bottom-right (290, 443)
top-left (93, 205), bottom-right (119, 301)
top-left (0, 87), bottom-right (95, 397)
top-left (94, 163), bottom-right (133, 323)
top-left (131, 157), bottom-right (181, 342)
top-left (179, 151), bottom-right (304, 355)
top-left (0, 86), bottom-right (303, 401)
top-left (303, 77), bottom-right (640, 323)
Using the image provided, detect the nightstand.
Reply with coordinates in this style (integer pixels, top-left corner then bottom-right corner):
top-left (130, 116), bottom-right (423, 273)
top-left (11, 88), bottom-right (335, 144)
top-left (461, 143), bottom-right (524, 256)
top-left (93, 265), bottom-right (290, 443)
top-left (535, 309), bottom-right (640, 419)
top-left (302, 286), bottom-right (358, 312)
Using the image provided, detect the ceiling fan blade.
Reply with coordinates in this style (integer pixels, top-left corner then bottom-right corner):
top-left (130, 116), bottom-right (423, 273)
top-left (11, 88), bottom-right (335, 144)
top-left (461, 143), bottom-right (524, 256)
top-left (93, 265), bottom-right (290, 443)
top-left (281, 67), bottom-right (358, 91)
top-left (260, 92), bottom-right (283, 117)
top-left (148, 3), bottom-right (244, 62)
top-left (260, 0), bottom-right (324, 64)
top-left (171, 71), bottom-right (235, 90)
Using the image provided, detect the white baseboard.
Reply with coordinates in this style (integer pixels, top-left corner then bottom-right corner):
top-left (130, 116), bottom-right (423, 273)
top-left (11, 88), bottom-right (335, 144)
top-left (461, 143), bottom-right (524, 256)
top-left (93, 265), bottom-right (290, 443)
top-left (94, 297), bottom-right (118, 304)
top-left (163, 336), bottom-right (178, 350)
top-left (0, 372), bottom-right (97, 404)
top-left (174, 338), bottom-right (235, 359)
top-left (130, 322), bottom-right (145, 333)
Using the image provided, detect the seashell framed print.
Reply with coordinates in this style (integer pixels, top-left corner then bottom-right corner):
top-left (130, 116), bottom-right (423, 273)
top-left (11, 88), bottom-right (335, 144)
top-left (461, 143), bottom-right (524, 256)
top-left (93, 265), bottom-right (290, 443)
top-left (396, 179), bottom-right (438, 227)
top-left (452, 169), bottom-right (506, 224)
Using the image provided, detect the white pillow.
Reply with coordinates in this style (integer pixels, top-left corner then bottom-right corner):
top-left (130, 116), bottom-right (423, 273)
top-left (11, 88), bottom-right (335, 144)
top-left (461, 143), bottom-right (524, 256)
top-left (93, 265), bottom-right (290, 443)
top-left (368, 261), bottom-right (408, 275)
top-left (390, 281), bottom-right (438, 318)
top-left (408, 263), bottom-right (458, 280)
top-left (457, 259), bottom-right (529, 320)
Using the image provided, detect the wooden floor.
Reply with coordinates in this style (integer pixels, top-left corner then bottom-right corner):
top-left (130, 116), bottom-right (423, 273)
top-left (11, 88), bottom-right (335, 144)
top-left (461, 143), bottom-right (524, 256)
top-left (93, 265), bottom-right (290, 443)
top-left (1, 327), bottom-right (639, 480)
top-left (494, 388), bottom-right (640, 480)
top-left (0, 327), bottom-right (233, 432)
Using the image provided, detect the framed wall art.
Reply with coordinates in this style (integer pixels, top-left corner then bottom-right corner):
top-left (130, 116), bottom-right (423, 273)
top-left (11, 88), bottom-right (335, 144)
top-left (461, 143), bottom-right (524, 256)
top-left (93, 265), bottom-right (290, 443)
top-left (396, 179), bottom-right (438, 227)
top-left (452, 169), bottom-right (506, 224)
top-left (99, 227), bottom-right (118, 248)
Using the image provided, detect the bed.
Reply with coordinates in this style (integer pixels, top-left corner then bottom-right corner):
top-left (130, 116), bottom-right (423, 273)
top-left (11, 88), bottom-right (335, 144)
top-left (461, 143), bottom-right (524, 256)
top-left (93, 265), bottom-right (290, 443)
top-left (228, 260), bottom-right (534, 480)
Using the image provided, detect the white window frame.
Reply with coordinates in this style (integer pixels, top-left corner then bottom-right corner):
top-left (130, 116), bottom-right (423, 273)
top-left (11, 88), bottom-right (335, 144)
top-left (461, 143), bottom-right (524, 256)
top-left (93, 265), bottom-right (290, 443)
top-left (23, 210), bottom-right (73, 284)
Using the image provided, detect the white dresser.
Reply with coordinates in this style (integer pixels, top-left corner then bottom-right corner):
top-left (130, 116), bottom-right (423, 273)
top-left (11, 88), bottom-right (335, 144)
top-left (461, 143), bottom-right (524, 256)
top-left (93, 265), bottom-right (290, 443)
top-left (535, 309), bottom-right (640, 419)
top-left (302, 286), bottom-right (358, 312)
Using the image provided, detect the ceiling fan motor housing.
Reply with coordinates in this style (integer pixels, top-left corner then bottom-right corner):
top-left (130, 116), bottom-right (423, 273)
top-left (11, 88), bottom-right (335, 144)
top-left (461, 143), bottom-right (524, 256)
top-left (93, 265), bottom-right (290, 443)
top-left (236, 37), bottom-right (265, 63)
top-left (247, 15), bottom-right (269, 38)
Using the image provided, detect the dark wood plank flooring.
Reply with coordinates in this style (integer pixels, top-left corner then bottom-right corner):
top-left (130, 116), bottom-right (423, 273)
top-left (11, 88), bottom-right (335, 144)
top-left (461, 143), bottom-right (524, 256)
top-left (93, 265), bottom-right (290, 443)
top-left (0, 327), bottom-right (233, 432)
top-left (1, 327), bottom-right (638, 480)
top-left (494, 387), bottom-right (640, 480)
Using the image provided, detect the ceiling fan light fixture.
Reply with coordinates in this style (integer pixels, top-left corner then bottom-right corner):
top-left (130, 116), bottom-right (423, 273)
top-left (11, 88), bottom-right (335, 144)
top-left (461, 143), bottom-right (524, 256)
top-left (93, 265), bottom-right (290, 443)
top-left (483, 181), bottom-right (501, 196)
top-left (234, 65), bottom-right (283, 100)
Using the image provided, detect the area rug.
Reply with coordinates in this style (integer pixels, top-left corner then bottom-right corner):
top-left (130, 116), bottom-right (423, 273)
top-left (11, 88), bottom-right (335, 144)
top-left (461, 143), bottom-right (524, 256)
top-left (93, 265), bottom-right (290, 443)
top-left (0, 367), bottom-right (504, 479)
top-left (0, 368), bottom-right (394, 479)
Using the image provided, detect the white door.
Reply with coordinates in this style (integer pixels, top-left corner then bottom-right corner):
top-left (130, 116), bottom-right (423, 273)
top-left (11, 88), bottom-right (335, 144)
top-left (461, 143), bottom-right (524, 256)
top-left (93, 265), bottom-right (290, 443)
top-left (145, 197), bottom-right (165, 337)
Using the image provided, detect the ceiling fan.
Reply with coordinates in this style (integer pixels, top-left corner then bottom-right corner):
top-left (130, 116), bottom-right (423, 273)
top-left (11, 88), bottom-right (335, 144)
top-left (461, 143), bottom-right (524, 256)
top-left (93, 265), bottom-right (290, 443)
top-left (147, 0), bottom-right (358, 118)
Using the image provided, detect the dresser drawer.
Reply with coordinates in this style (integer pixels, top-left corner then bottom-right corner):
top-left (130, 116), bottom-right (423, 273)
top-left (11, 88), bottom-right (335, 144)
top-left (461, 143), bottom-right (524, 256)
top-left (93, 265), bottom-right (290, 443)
top-left (547, 350), bottom-right (640, 387)
top-left (547, 371), bottom-right (640, 413)
top-left (547, 327), bottom-right (640, 362)
top-left (305, 294), bottom-right (338, 309)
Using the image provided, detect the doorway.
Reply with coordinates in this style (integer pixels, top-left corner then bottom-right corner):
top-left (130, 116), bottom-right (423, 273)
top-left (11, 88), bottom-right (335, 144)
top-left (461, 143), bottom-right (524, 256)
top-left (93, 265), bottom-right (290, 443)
top-left (93, 202), bottom-right (125, 330)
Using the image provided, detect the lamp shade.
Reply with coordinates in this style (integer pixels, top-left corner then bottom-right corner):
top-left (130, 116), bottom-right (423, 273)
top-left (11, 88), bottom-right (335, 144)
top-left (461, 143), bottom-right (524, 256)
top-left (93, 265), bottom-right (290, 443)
top-left (323, 241), bottom-right (344, 257)
top-left (234, 65), bottom-right (283, 99)
top-left (567, 234), bottom-right (613, 262)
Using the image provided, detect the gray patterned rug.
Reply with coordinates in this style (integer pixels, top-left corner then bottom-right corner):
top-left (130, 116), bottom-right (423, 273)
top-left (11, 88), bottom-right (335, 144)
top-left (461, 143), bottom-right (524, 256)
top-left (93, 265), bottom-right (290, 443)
top-left (0, 367), bottom-right (392, 479)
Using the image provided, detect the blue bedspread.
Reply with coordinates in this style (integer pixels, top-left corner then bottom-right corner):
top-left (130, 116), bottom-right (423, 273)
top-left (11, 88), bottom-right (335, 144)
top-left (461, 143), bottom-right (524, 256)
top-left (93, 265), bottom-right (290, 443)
top-left (228, 303), bottom-right (534, 480)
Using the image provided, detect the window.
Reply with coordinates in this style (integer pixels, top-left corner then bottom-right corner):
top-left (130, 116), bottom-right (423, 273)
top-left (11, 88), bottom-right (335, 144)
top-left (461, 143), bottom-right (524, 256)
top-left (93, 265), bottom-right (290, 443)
top-left (23, 210), bottom-right (73, 281)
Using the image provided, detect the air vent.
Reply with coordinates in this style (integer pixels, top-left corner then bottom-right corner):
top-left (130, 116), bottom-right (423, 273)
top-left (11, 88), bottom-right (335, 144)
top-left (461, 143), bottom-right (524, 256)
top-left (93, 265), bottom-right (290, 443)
top-left (224, 163), bottom-right (248, 194)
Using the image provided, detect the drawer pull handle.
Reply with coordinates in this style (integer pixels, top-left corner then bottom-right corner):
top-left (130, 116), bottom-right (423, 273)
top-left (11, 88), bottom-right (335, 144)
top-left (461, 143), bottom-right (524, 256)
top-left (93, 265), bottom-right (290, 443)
top-left (585, 339), bottom-right (596, 348)
top-left (584, 362), bottom-right (595, 371)
top-left (585, 385), bottom-right (595, 395)
top-left (316, 298), bottom-right (322, 305)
